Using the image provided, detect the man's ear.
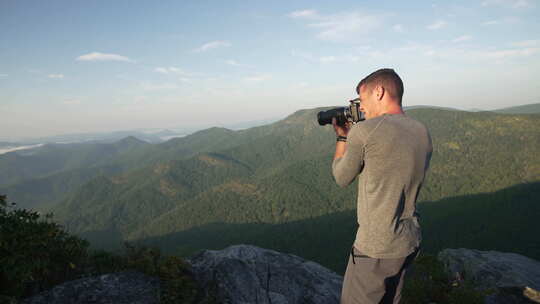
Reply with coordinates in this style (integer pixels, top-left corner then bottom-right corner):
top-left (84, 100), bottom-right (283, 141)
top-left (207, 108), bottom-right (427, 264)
top-left (376, 86), bottom-right (385, 101)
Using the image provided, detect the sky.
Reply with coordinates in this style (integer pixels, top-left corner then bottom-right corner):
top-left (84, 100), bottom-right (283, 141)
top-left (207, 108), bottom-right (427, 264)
top-left (1, 0), bottom-right (539, 140)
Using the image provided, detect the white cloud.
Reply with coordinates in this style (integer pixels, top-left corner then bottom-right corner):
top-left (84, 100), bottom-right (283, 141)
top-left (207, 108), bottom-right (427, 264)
top-left (243, 74), bottom-right (271, 82)
top-left (225, 59), bottom-right (251, 67)
top-left (48, 74), bottom-right (64, 79)
top-left (391, 40), bottom-right (540, 63)
top-left (155, 67), bottom-right (168, 74)
top-left (289, 10), bottom-right (384, 42)
top-left (481, 17), bottom-right (520, 26)
top-left (193, 40), bottom-right (231, 52)
top-left (154, 66), bottom-right (187, 74)
top-left (141, 83), bottom-right (179, 90)
top-left (393, 24), bottom-right (404, 33)
top-left (319, 56), bottom-right (337, 63)
top-left (291, 49), bottom-right (374, 64)
top-left (225, 59), bottom-right (240, 66)
top-left (288, 9), bottom-right (318, 18)
top-left (452, 35), bottom-right (472, 43)
top-left (427, 20), bottom-right (447, 30)
top-left (482, 47), bottom-right (540, 58)
top-left (511, 40), bottom-right (539, 47)
top-left (481, 0), bottom-right (533, 8)
top-left (76, 52), bottom-right (134, 62)
top-left (291, 49), bottom-right (315, 61)
top-left (0, 74), bottom-right (7, 78)
top-left (309, 12), bottom-right (383, 41)
top-left (481, 20), bottom-right (499, 26)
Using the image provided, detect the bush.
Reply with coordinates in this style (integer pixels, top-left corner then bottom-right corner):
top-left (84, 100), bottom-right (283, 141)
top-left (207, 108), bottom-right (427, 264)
top-left (0, 195), bottom-right (213, 303)
top-left (402, 253), bottom-right (486, 304)
top-left (0, 195), bottom-right (89, 298)
top-left (122, 242), bottom-right (205, 303)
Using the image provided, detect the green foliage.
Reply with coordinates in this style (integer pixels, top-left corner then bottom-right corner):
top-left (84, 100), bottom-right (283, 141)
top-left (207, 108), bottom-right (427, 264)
top-left (494, 102), bottom-right (540, 114)
top-left (121, 242), bottom-right (208, 304)
top-left (419, 182), bottom-right (540, 259)
top-left (0, 195), bottom-right (209, 303)
top-left (0, 137), bottom-right (149, 188)
top-left (0, 195), bottom-right (89, 298)
top-left (1, 108), bottom-right (539, 302)
top-left (133, 182), bottom-right (539, 277)
top-left (43, 109), bottom-right (539, 247)
top-left (402, 253), bottom-right (486, 304)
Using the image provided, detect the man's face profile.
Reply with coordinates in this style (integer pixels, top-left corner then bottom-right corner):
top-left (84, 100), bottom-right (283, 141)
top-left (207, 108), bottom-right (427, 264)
top-left (358, 84), bottom-right (377, 120)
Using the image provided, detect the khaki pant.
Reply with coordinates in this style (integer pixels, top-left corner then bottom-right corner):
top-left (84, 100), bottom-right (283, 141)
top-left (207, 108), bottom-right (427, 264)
top-left (340, 246), bottom-right (420, 304)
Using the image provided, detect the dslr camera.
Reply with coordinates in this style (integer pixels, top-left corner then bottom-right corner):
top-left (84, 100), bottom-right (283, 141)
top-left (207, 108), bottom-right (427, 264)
top-left (317, 98), bottom-right (365, 126)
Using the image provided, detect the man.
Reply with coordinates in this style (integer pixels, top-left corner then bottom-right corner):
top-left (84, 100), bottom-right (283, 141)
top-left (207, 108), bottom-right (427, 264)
top-left (332, 68), bottom-right (432, 304)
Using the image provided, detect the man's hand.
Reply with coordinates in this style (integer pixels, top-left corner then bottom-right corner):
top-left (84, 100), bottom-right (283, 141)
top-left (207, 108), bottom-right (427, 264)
top-left (332, 118), bottom-right (350, 160)
top-left (332, 118), bottom-right (351, 137)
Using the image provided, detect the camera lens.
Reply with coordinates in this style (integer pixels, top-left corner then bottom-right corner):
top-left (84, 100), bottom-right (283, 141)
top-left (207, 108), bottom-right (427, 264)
top-left (317, 108), bottom-right (346, 126)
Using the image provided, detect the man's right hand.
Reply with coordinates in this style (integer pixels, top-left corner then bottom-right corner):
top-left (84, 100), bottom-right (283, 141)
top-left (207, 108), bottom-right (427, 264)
top-left (332, 117), bottom-right (351, 137)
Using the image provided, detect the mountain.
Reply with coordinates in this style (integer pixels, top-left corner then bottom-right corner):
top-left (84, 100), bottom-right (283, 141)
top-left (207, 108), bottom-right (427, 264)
top-left (493, 103), bottom-right (540, 114)
top-left (404, 105), bottom-right (462, 111)
top-left (2, 104), bottom-right (538, 273)
top-left (42, 108), bottom-right (540, 271)
top-left (6, 129), bottom-right (181, 145)
top-left (0, 137), bottom-right (150, 208)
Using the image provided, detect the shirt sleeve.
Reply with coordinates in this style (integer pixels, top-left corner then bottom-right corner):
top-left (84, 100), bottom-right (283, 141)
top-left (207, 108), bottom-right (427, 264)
top-left (332, 125), bottom-right (365, 187)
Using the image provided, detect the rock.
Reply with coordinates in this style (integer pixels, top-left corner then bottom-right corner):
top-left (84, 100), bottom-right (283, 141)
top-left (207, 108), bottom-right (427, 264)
top-left (188, 244), bottom-right (343, 304)
top-left (438, 248), bottom-right (540, 303)
top-left (21, 271), bottom-right (160, 304)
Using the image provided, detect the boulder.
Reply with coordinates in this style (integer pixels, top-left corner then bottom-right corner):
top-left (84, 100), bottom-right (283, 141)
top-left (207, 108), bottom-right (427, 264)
top-left (438, 248), bottom-right (540, 303)
top-left (188, 244), bottom-right (343, 304)
top-left (21, 271), bottom-right (160, 304)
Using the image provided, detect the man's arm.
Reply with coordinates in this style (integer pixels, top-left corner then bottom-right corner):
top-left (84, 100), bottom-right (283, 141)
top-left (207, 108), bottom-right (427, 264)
top-left (334, 140), bottom-right (347, 160)
top-left (331, 119), bottom-right (365, 187)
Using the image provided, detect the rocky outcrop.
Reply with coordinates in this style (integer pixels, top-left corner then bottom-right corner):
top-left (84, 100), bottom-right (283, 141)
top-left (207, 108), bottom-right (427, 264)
top-left (188, 244), bottom-right (343, 304)
top-left (21, 271), bottom-right (160, 304)
top-left (438, 248), bottom-right (540, 303)
top-left (20, 246), bottom-right (540, 304)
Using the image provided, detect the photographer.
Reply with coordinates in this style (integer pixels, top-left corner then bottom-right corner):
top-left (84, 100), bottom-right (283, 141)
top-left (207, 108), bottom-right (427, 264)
top-left (331, 69), bottom-right (432, 304)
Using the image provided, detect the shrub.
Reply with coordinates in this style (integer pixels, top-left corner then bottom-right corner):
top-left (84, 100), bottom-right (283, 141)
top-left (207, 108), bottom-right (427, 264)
top-left (0, 194), bottom-right (212, 303)
top-left (0, 195), bottom-right (89, 299)
top-left (402, 253), bottom-right (486, 304)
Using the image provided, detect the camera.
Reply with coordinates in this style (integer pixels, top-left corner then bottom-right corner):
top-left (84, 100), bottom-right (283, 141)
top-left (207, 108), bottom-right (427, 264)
top-left (317, 98), bottom-right (365, 126)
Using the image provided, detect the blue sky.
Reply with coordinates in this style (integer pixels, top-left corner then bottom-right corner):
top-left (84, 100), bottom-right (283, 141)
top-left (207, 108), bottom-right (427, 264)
top-left (1, 0), bottom-right (539, 139)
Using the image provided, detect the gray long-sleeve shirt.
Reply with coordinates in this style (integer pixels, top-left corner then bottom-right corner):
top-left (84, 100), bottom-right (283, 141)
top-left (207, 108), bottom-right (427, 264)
top-left (333, 113), bottom-right (432, 259)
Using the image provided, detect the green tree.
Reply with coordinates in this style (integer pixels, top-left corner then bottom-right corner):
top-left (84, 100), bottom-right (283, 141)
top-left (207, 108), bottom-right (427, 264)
top-left (0, 195), bottom-right (89, 298)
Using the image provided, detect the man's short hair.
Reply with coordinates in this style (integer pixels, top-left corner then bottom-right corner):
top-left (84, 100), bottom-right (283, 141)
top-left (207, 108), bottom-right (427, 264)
top-left (356, 68), bottom-right (404, 104)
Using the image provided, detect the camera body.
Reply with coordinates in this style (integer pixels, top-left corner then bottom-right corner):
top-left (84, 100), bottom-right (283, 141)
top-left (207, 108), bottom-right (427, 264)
top-left (317, 98), bottom-right (365, 126)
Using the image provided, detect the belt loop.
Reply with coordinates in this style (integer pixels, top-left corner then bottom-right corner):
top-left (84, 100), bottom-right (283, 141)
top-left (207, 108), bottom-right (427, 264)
top-left (351, 246), bottom-right (356, 264)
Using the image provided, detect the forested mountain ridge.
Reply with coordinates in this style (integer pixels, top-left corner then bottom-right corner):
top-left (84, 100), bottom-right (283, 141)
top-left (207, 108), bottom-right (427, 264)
top-left (493, 102), bottom-right (540, 114)
top-left (0, 136), bottom-right (149, 187)
top-left (46, 108), bottom-right (540, 260)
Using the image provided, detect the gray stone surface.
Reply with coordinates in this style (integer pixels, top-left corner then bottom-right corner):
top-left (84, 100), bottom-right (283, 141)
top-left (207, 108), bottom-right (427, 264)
top-left (438, 248), bottom-right (540, 303)
top-left (21, 271), bottom-right (160, 304)
top-left (188, 244), bottom-right (343, 304)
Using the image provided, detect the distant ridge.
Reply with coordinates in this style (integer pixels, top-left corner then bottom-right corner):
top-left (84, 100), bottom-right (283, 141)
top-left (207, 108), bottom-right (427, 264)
top-left (404, 105), bottom-right (462, 112)
top-left (405, 103), bottom-right (540, 114)
top-left (493, 103), bottom-right (540, 114)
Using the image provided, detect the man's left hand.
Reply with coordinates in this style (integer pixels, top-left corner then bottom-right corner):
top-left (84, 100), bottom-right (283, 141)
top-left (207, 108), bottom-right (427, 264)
top-left (332, 117), bottom-right (351, 137)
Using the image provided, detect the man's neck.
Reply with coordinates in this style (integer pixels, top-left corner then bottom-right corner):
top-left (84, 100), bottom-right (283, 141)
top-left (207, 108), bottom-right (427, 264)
top-left (381, 104), bottom-right (404, 116)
